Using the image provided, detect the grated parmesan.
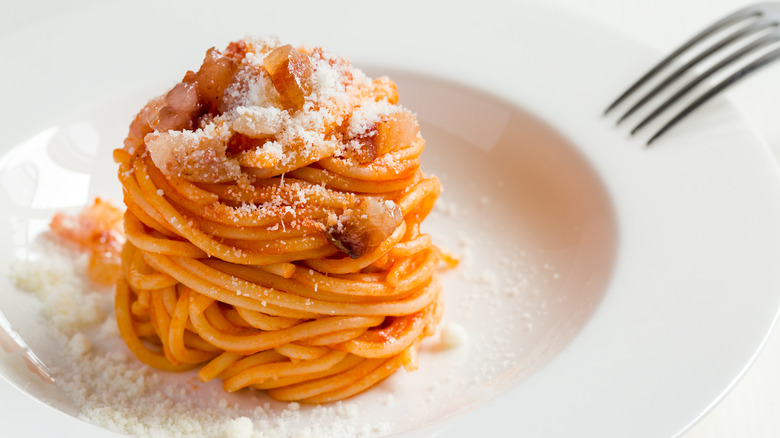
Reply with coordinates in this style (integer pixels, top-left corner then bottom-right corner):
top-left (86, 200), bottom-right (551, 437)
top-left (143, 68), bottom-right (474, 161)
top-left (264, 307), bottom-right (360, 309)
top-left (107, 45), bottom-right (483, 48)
top-left (438, 323), bottom-right (468, 349)
top-left (9, 235), bottom-right (393, 438)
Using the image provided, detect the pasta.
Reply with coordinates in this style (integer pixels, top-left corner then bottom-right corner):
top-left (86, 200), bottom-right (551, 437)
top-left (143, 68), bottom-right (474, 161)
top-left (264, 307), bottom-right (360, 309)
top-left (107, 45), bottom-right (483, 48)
top-left (113, 36), bottom-right (445, 403)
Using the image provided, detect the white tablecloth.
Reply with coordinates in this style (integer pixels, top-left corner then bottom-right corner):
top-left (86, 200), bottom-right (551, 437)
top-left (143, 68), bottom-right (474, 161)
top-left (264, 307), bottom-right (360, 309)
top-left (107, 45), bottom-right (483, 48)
top-left (1, 1), bottom-right (779, 437)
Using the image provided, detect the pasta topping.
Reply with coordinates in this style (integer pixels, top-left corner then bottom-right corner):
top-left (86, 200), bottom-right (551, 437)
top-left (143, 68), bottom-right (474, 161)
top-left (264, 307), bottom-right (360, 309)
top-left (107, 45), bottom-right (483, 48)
top-left (326, 198), bottom-right (403, 258)
top-left (263, 44), bottom-right (315, 112)
top-left (50, 198), bottom-right (125, 286)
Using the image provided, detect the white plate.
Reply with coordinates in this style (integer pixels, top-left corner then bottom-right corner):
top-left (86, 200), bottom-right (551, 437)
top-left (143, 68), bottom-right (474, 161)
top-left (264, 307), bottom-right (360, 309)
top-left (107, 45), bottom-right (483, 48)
top-left (2, 1), bottom-right (780, 437)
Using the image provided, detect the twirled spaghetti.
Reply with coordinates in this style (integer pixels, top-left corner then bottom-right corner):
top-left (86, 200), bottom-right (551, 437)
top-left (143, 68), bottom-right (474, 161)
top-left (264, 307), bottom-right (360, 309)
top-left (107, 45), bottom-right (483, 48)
top-left (113, 36), bottom-right (446, 403)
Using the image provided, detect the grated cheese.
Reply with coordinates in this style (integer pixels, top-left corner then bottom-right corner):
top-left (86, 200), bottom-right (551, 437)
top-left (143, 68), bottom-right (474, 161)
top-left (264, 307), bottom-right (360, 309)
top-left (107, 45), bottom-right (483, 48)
top-left (438, 323), bottom-right (468, 349)
top-left (10, 235), bottom-right (393, 438)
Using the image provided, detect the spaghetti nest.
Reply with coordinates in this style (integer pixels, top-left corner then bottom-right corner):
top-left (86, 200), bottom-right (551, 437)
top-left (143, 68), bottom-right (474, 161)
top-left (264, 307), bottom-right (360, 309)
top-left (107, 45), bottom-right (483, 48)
top-left (113, 36), bottom-right (445, 403)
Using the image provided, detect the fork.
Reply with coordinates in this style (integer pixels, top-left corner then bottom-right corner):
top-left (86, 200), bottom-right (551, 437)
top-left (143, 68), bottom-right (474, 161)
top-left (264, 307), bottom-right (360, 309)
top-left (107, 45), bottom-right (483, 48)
top-left (605, 2), bottom-right (780, 145)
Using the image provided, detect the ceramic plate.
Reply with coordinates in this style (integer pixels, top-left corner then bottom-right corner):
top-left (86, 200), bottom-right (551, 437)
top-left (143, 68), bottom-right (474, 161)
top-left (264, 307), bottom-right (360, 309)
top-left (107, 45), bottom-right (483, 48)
top-left (2, 1), bottom-right (780, 437)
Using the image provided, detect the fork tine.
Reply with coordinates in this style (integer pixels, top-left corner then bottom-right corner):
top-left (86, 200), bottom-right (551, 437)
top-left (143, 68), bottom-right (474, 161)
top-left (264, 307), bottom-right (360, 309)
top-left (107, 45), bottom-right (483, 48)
top-left (604, 4), bottom-right (762, 115)
top-left (630, 33), bottom-right (780, 135)
top-left (615, 19), bottom-right (774, 124)
top-left (646, 46), bottom-right (780, 145)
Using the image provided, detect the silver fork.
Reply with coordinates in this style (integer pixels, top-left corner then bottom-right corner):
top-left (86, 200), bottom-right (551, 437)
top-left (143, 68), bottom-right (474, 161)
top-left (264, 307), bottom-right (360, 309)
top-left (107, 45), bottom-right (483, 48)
top-left (605, 2), bottom-right (780, 145)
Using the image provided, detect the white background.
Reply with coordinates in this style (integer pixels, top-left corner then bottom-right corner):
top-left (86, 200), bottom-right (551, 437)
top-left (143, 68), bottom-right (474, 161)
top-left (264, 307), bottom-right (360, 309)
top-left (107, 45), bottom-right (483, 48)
top-left (2, 0), bottom-right (780, 437)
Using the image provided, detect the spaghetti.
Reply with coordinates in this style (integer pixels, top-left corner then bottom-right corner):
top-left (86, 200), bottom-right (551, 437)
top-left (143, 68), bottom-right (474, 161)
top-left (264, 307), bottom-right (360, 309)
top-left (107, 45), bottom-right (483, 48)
top-left (114, 36), bottom-right (445, 403)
